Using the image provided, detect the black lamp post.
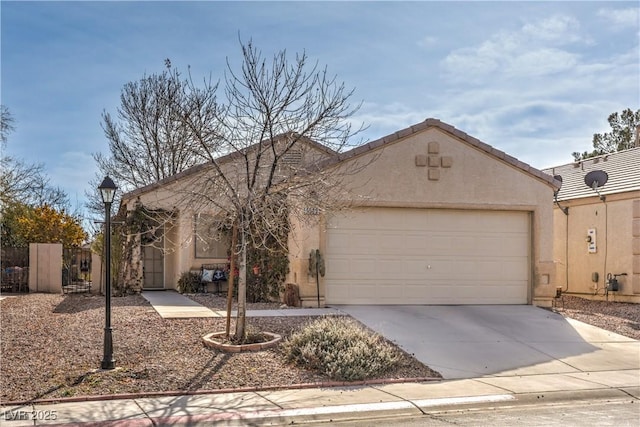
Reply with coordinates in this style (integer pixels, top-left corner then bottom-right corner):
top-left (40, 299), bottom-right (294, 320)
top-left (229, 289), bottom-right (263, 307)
top-left (99, 176), bottom-right (117, 370)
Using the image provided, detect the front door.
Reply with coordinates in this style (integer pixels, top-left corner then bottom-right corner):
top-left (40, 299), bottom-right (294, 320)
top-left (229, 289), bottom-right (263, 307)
top-left (142, 236), bottom-right (164, 290)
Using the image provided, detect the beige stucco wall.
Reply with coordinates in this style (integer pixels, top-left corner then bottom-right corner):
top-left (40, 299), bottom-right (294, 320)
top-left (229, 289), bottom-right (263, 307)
top-left (121, 126), bottom-right (557, 305)
top-left (286, 214), bottom-right (323, 306)
top-left (28, 243), bottom-right (63, 293)
top-left (287, 127), bottom-right (557, 307)
top-left (121, 141), bottom-right (335, 291)
top-left (91, 252), bottom-right (103, 294)
top-left (552, 191), bottom-right (640, 303)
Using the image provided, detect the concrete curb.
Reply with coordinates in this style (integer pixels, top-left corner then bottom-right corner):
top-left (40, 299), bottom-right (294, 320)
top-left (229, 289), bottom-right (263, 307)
top-left (0, 377), bottom-right (441, 407)
top-left (2, 377), bottom-right (637, 427)
top-left (6, 388), bottom-right (637, 427)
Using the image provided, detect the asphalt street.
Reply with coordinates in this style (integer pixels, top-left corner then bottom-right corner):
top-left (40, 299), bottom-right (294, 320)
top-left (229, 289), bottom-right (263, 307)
top-left (314, 396), bottom-right (640, 426)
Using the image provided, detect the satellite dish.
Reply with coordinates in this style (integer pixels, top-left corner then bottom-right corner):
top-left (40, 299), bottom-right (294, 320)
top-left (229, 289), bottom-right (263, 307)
top-left (552, 174), bottom-right (569, 214)
top-left (553, 175), bottom-right (563, 189)
top-left (584, 170), bottom-right (608, 190)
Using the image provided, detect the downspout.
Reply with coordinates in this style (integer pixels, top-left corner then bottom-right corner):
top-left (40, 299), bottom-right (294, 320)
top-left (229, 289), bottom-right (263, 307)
top-left (552, 179), bottom-right (569, 292)
top-left (563, 208), bottom-right (569, 292)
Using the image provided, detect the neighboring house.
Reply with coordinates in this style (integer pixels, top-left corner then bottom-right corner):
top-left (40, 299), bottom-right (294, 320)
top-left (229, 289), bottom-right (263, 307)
top-left (543, 147), bottom-right (640, 303)
top-left (120, 118), bottom-right (559, 307)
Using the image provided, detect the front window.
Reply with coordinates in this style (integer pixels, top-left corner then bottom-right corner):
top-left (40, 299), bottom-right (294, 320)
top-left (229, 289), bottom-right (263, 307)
top-left (194, 214), bottom-right (230, 258)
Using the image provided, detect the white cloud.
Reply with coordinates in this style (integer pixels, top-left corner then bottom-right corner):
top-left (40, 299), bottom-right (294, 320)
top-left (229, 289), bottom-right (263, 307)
top-left (441, 48), bottom-right (499, 79)
top-left (597, 8), bottom-right (639, 29)
top-left (441, 14), bottom-right (586, 82)
top-left (351, 102), bottom-right (429, 142)
top-left (521, 14), bottom-right (582, 44)
top-left (507, 48), bottom-right (579, 76)
top-left (442, 100), bottom-right (609, 169)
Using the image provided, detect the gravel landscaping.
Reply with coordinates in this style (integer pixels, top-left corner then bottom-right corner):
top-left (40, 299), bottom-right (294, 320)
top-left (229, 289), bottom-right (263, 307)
top-left (1, 292), bottom-right (638, 404)
top-left (552, 294), bottom-right (640, 340)
top-left (0, 293), bottom-right (437, 403)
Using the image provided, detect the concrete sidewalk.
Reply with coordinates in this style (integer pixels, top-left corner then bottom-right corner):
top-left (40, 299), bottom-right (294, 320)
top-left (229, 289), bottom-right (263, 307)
top-left (1, 369), bottom-right (638, 426)
top-left (142, 291), bottom-right (341, 319)
top-left (141, 291), bottom-right (217, 318)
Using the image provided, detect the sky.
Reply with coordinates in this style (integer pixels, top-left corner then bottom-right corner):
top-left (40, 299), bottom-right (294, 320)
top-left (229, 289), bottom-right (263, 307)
top-left (1, 1), bottom-right (638, 219)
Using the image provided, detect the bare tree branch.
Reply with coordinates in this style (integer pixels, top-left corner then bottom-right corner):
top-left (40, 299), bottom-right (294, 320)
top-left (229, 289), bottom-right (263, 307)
top-left (165, 40), bottom-right (369, 339)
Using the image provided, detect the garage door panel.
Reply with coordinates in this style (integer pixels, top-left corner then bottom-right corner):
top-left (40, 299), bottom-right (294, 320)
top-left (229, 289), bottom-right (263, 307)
top-left (326, 232), bottom-right (351, 254)
top-left (425, 210), bottom-right (471, 230)
top-left (404, 234), bottom-right (430, 251)
top-left (445, 237), bottom-right (479, 256)
top-left (377, 231), bottom-right (409, 252)
top-left (325, 259), bottom-right (352, 277)
top-left (327, 284), bottom-right (350, 300)
top-left (325, 208), bottom-right (530, 305)
top-left (477, 235), bottom-right (529, 256)
top-left (374, 260), bottom-right (404, 279)
top-left (403, 259), bottom-right (429, 276)
top-left (475, 211), bottom-right (526, 229)
top-left (501, 260), bottom-right (530, 280)
top-left (339, 258), bottom-right (377, 278)
top-left (349, 232), bottom-right (377, 251)
top-left (426, 235), bottom-right (457, 253)
top-left (475, 260), bottom-right (506, 277)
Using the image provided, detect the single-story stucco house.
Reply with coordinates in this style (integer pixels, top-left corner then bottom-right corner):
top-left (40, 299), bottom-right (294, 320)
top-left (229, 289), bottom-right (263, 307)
top-left (543, 147), bottom-right (640, 303)
top-left (120, 118), bottom-right (559, 307)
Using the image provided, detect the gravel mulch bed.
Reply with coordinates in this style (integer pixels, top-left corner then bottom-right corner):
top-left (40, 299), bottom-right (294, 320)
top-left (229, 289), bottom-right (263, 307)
top-left (552, 294), bottom-right (640, 340)
top-left (0, 293), bottom-right (438, 403)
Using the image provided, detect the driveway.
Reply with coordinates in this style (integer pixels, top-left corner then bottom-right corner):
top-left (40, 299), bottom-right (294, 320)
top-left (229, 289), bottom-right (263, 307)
top-left (335, 305), bottom-right (639, 379)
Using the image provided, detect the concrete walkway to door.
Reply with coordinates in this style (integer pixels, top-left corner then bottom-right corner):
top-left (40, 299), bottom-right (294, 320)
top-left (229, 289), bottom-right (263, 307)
top-left (142, 291), bottom-right (218, 318)
top-left (337, 305), bottom-right (640, 380)
top-left (142, 291), bottom-right (341, 319)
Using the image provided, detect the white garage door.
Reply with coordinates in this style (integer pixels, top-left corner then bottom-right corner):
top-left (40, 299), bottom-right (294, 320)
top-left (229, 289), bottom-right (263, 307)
top-left (325, 208), bottom-right (530, 305)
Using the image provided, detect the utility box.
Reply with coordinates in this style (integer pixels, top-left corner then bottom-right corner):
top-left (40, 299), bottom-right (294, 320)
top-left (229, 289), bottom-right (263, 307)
top-left (587, 228), bottom-right (597, 253)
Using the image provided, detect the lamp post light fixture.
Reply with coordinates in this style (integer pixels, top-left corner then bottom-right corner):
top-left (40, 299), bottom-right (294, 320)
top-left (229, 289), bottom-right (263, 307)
top-left (98, 176), bottom-right (117, 370)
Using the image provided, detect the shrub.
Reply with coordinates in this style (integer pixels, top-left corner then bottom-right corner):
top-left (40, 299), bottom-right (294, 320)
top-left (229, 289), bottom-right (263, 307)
top-left (246, 237), bottom-right (289, 303)
top-left (176, 271), bottom-right (200, 294)
top-left (282, 316), bottom-right (400, 381)
top-left (245, 198), bottom-right (290, 303)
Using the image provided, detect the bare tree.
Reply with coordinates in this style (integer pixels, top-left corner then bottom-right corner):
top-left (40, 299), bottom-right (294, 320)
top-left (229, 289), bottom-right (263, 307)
top-left (1, 105), bottom-right (16, 146)
top-left (90, 64), bottom-right (223, 295)
top-left (88, 63), bottom-right (213, 218)
top-left (172, 40), bottom-right (367, 340)
top-left (0, 156), bottom-right (69, 209)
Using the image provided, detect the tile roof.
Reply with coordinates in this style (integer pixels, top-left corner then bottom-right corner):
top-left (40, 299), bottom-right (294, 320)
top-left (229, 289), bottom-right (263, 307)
top-left (542, 147), bottom-right (640, 201)
top-left (122, 118), bottom-right (560, 203)
top-left (121, 133), bottom-right (337, 202)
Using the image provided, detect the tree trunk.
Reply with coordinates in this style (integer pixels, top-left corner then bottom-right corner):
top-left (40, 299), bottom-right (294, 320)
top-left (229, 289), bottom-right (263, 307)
top-left (225, 222), bottom-right (238, 338)
top-left (235, 221), bottom-right (248, 341)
